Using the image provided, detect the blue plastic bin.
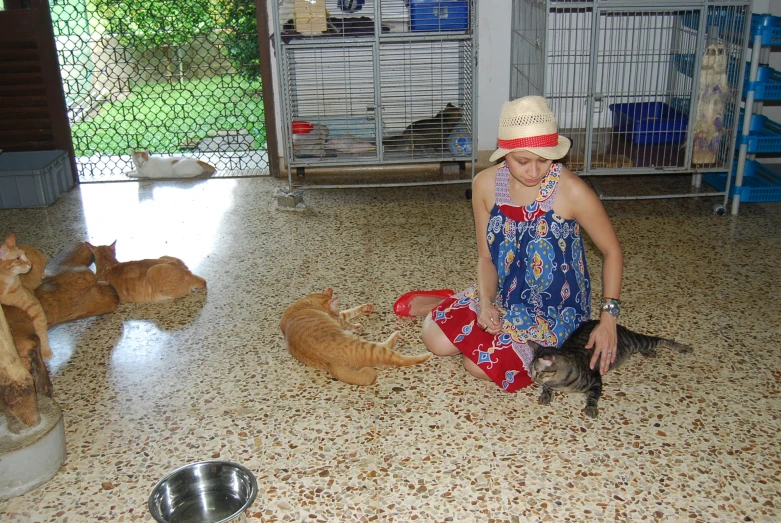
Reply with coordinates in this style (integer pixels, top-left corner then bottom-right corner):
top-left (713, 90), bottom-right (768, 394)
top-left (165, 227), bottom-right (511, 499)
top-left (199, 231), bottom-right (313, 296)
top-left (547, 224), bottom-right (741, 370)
top-left (703, 160), bottom-right (781, 203)
top-left (609, 102), bottom-right (688, 145)
top-left (679, 8), bottom-right (731, 32)
top-left (743, 66), bottom-right (781, 101)
top-left (409, 0), bottom-right (469, 32)
top-left (721, 13), bottom-right (781, 46)
top-left (0, 150), bottom-right (74, 209)
top-left (736, 111), bottom-right (781, 153)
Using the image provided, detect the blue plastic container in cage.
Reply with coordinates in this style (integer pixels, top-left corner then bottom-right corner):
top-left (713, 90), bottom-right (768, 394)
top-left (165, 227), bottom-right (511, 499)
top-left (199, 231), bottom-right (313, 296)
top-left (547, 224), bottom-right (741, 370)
top-left (609, 102), bottom-right (688, 145)
top-left (448, 127), bottom-right (472, 156)
top-left (409, 0), bottom-right (469, 32)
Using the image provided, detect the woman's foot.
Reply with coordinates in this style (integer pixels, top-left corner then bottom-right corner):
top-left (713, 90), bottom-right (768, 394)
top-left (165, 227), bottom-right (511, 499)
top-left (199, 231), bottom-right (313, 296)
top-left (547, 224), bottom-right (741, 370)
top-left (393, 289), bottom-right (454, 317)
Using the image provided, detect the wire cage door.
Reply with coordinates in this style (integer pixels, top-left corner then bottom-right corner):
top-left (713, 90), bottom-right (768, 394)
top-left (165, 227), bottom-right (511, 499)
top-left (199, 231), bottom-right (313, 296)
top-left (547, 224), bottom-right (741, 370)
top-left (511, 0), bottom-right (750, 183)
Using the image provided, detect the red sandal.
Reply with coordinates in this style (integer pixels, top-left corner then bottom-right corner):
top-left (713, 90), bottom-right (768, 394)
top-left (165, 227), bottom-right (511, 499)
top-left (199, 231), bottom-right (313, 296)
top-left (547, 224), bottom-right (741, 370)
top-left (393, 289), bottom-right (455, 317)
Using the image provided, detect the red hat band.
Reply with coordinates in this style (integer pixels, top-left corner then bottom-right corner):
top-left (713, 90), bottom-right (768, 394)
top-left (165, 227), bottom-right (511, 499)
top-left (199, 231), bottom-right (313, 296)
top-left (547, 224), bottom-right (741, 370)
top-left (497, 133), bottom-right (559, 150)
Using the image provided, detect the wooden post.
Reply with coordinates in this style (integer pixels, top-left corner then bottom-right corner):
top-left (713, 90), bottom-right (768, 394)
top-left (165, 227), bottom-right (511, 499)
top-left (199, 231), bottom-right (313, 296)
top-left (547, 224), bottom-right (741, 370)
top-left (0, 306), bottom-right (40, 433)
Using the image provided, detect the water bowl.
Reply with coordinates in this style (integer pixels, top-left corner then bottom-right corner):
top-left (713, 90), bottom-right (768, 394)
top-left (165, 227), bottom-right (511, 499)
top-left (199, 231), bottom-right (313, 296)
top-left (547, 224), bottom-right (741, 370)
top-left (148, 461), bottom-right (258, 523)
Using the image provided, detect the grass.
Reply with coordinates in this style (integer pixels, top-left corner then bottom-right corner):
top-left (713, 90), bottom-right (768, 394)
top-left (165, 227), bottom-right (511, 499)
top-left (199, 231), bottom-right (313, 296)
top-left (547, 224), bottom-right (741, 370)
top-left (70, 76), bottom-right (266, 156)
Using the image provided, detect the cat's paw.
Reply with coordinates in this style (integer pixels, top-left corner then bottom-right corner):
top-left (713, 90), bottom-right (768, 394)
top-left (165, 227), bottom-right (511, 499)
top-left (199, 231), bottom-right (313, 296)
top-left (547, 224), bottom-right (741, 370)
top-left (584, 405), bottom-right (599, 419)
top-left (348, 322), bottom-right (363, 333)
top-left (359, 304), bottom-right (374, 314)
top-left (539, 391), bottom-right (552, 405)
top-left (40, 343), bottom-right (53, 361)
top-left (386, 331), bottom-right (401, 347)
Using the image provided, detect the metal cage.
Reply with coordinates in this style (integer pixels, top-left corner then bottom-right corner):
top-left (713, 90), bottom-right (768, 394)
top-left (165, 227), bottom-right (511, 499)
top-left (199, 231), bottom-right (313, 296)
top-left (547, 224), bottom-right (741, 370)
top-left (272, 0), bottom-right (478, 191)
top-left (510, 0), bottom-right (752, 201)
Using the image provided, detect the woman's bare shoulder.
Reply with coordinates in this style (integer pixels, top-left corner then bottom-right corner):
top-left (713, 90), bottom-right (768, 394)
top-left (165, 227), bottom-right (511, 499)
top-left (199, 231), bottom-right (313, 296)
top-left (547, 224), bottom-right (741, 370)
top-left (473, 164), bottom-right (500, 194)
top-left (472, 164), bottom-right (500, 210)
top-left (557, 166), bottom-right (596, 197)
top-left (555, 165), bottom-right (599, 217)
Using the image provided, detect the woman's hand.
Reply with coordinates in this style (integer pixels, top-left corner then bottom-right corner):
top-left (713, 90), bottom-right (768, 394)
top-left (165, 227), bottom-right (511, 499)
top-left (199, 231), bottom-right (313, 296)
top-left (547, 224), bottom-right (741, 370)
top-left (585, 316), bottom-right (618, 375)
top-left (477, 302), bottom-right (502, 335)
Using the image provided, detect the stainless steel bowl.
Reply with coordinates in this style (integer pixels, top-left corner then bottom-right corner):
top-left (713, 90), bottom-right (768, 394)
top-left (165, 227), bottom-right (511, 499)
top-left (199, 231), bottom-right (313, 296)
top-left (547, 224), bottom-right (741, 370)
top-left (148, 460), bottom-right (258, 523)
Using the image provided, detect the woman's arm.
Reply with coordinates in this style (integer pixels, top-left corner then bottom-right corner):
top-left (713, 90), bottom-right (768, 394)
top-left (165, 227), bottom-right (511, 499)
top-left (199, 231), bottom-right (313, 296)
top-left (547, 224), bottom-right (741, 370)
top-left (472, 168), bottom-right (501, 333)
top-left (563, 169), bottom-right (624, 374)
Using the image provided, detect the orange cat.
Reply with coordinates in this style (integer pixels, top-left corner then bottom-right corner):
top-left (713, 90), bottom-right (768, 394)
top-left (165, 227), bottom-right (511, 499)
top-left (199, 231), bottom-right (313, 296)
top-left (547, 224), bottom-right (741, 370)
top-left (0, 234), bottom-right (53, 360)
top-left (280, 288), bottom-right (431, 385)
top-left (86, 241), bottom-right (206, 303)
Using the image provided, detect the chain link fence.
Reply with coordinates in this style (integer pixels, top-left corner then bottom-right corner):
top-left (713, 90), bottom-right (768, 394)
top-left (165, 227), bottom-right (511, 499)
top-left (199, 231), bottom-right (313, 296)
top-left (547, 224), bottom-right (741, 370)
top-left (50, 0), bottom-right (269, 181)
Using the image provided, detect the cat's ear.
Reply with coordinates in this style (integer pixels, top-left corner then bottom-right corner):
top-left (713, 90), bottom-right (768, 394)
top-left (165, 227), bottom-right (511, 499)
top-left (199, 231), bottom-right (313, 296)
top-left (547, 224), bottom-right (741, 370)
top-left (327, 297), bottom-right (339, 313)
top-left (3, 233), bottom-right (16, 248)
top-left (143, 150), bottom-right (150, 160)
top-left (110, 240), bottom-right (117, 252)
top-left (324, 288), bottom-right (334, 297)
top-left (538, 355), bottom-right (555, 369)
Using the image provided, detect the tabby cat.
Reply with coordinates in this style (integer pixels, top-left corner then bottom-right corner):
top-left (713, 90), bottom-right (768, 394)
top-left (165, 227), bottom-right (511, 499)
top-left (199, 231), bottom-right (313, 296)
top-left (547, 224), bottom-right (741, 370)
top-left (528, 320), bottom-right (693, 418)
top-left (0, 234), bottom-right (53, 360)
top-left (383, 103), bottom-right (463, 152)
top-left (280, 288), bottom-right (431, 385)
top-left (86, 241), bottom-right (206, 303)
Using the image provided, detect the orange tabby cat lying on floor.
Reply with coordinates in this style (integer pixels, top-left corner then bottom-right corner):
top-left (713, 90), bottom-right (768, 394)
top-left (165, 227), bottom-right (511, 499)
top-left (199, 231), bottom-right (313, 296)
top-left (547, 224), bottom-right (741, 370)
top-left (280, 288), bottom-right (431, 385)
top-left (86, 241), bottom-right (206, 303)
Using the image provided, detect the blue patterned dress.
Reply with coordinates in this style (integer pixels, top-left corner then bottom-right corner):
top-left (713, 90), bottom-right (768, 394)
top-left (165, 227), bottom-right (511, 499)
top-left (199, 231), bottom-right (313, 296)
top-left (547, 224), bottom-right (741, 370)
top-left (431, 162), bottom-right (591, 391)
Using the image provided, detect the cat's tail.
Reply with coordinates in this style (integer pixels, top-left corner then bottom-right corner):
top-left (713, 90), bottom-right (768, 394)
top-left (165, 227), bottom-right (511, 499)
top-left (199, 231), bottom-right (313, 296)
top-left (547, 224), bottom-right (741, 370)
top-left (365, 331), bottom-right (432, 368)
top-left (197, 160), bottom-right (217, 175)
top-left (658, 338), bottom-right (693, 353)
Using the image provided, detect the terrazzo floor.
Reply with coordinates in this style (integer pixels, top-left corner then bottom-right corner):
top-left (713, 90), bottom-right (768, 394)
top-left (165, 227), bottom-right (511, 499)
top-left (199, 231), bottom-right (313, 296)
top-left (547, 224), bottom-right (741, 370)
top-left (0, 173), bottom-right (780, 522)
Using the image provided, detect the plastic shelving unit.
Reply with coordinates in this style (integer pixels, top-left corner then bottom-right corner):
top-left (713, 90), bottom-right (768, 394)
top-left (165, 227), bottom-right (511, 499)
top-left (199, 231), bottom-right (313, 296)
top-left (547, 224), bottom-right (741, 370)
top-left (704, 13), bottom-right (781, 214)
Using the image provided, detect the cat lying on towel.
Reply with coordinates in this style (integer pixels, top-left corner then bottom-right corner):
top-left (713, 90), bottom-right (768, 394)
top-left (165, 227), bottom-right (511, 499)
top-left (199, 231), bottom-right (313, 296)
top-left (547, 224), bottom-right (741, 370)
top-left (127, 149), bottom-right (216, 178)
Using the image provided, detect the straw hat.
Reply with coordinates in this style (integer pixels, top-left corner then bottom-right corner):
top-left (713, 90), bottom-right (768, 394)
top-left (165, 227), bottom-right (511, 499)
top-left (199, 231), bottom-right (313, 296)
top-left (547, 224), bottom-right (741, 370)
top-left (489, 96), bottom-right (571, 163)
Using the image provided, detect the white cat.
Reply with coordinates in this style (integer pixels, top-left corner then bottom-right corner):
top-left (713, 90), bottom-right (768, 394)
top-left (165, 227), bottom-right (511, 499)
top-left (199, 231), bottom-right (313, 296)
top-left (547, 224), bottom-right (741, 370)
top-left (127, 149), bottom-right (216, 178)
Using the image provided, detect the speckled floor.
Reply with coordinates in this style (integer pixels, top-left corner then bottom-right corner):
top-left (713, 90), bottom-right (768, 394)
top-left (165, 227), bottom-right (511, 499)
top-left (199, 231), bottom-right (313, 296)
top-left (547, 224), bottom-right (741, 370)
top-left (0, 174), bottom-right (780, 522)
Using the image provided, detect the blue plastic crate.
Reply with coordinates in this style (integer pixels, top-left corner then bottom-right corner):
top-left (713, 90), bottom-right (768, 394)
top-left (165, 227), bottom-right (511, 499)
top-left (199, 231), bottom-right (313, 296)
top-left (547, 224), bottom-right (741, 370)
top-left (409, 0), bottom-right (469, 32)
top-left (0, 150), bottom-right (74, 209)
top-left (736, 111), bottom-right (781, 153)
top-left (703, 160), bottom-right (781, 203)
top-left (679, 8), bottom-right (731, 32)
top-left (743, 66), bottom-right (781, 100)
top-left (721, 13), bottom-right (781, 46)
top-left (609, 102), bottom-right (688, 145)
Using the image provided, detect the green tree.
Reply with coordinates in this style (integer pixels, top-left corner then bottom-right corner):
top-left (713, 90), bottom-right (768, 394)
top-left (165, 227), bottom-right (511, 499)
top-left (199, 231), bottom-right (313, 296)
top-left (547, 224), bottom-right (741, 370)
top-left (93, 0), bottom-right (217, 48)
top-left (216, 0), bottom-right (261, 82)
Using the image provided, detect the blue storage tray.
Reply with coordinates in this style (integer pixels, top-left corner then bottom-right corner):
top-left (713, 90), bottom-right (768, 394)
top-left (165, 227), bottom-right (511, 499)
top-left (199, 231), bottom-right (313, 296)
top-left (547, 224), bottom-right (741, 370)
top-left (720, 13), bottom-right (781, 46)
top-left (703, 160), bottom-right (781, 203)
top-left (609, 102), bottom-right (688, 145)
top-left (679, 8), bottom-right (732, 32)
top-left (409, 0), bottom-right (469, 32)
top-left (743, 66), bottom-right (781, 101)
top-left (0, 150), bottom-right (74, 209)
top-left (736, 111), bottom-right (781, 153)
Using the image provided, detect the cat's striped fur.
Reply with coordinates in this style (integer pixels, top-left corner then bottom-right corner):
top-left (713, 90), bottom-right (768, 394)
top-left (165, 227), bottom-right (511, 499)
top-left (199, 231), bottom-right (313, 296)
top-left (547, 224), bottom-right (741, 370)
top-left (528, 320), bottom-right (693, 418)
top-left (280, 288), bottom-right (431, 385)
top-left (0, 234), bottom-right (53, 360)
